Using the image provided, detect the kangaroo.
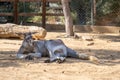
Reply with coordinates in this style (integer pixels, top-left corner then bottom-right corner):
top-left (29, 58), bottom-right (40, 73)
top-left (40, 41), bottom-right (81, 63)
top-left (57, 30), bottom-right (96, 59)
top-left (16, 33), bottom-right (99, 63)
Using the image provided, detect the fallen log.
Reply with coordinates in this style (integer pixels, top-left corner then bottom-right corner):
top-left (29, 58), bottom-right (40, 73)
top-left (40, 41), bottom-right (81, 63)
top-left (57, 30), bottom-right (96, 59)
top-left (0, 23), bottom-right (47, 40)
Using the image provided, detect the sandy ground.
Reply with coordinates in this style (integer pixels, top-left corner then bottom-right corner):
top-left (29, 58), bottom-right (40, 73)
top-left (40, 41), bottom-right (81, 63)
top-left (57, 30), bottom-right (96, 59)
top-left (0, 31), bottom-right (120, 80)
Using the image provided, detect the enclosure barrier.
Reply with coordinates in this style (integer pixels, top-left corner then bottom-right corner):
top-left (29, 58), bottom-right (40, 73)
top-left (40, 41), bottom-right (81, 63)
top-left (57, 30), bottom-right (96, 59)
top-left (0, 0), bottom-right (71, 28)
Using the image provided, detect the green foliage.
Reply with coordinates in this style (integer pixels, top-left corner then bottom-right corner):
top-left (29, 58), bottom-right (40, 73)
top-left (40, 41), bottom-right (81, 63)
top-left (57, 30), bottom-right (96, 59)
top-left (70, 0), bottom-right (120, 25)
top-left (1, 1), bottom-right (120, 25)
top-left (96, 0), bottom-right (120, 16)
top-left (18, 2), bottom-right (63, 24)
top-left (18, 2), bottom-right (42, 23)
top-left (70, 0), bottom-right (91, 25)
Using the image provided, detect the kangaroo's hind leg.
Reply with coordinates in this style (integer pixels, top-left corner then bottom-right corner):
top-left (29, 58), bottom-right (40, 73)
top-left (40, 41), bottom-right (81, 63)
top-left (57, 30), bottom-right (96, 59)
top-left (45, 41), bottom-right (67, 63)
top-left (53, 45), bottom-right (67, 63)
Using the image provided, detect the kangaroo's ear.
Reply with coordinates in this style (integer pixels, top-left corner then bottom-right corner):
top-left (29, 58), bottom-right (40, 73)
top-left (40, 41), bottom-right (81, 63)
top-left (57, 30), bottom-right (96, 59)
top-left (28, 32), bottom-right (32, 35)
top-left (24, 33), bottom-right (27, 38)
top-left (24, 32), bottom-right (31, 37)
top-left (23, 33), bottom-right (28, 39)
top-left (24, 32), bottom-right (33, 39)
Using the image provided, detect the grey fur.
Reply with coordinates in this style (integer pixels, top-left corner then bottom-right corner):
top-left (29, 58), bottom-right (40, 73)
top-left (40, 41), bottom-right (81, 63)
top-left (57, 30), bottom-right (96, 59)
top-left (16, 33), bottom-right (90, 63)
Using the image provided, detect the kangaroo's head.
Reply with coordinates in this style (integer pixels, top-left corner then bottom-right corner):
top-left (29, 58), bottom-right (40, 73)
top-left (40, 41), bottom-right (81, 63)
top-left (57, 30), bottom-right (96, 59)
top-left (22, 33), bottom-right (34, 47)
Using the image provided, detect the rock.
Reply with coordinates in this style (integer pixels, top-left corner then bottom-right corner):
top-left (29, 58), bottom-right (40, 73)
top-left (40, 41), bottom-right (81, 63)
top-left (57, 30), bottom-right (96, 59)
top-left (82, 35), bottom-right (94, 41)
top-left (61, 71), bottom-right (65, 73)
top-left (43, 69), bottom-right (47, 72)
top-left (89, 56), bottom-right (100, 64)
top-left (87, 42), bottom-right (94, 46)
top-left (0, 23), bottom-right (47, 40)
top-left (73, 34), bottom-right (80, 39)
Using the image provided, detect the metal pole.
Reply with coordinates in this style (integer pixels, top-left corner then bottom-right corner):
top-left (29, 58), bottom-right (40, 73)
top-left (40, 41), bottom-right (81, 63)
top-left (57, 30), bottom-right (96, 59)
top-left (91, 0), bottom-right (94, 26)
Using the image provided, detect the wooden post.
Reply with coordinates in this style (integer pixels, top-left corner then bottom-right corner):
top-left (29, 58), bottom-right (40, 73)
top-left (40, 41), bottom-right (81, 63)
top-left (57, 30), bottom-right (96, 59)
top-left (42, 0), bottom-right (46, 28)
top-left (14, 0), bottom-right (18, 24)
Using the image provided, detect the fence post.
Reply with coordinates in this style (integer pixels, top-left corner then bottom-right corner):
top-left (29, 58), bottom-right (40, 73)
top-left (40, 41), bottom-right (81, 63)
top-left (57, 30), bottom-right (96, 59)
top-left (91, 0), bottom-right (94, 26)
top-left (14, 0), bottom-right (18, 24)
top-left (42, 0), bottom-right (46, 28)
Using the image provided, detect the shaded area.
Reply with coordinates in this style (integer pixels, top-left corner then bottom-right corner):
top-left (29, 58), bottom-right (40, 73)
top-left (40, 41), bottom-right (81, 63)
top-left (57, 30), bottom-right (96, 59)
top-left (98, 34), bottom-right (120, 42)
top-left (0, 51), bottom-right (44, 67)
top-left (0, 51), bottom-right (20, 67)
top-left (0, 48), bottom-right (120, 67)
top-left (75, 48), bottom-right (120, 66)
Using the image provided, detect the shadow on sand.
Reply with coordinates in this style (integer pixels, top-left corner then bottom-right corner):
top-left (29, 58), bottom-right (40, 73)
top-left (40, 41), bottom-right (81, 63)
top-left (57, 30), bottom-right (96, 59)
top-left (0, 48), bottom-right (120, 68)
top-left (98, 34), bottom-right (120, 42)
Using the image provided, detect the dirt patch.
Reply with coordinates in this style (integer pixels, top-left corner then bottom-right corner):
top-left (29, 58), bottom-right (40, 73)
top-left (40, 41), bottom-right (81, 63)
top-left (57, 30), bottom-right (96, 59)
top-left (0, 32), bottom-right (120, 80)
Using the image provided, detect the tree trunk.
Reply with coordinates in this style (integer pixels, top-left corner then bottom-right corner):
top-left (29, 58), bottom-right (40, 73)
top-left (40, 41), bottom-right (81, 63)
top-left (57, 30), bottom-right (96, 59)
top-left (61, 0), bottom-right (74, 36)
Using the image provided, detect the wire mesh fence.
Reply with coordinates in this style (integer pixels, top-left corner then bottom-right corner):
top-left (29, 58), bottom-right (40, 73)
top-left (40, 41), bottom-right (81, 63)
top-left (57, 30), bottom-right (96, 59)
top-left (0, 0), bottom-right (120, 26)
top-left (0, 2), bottom-right (13, 23)
top-left (70, 0), bottom-right (120, 26)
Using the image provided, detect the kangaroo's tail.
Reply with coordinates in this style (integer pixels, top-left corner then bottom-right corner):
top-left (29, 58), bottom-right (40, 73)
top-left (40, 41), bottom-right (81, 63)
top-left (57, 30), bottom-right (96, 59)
top-left (89, 56), bottom-right (100, 63)
top-left (67, 47), bottom-right (99, 63)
